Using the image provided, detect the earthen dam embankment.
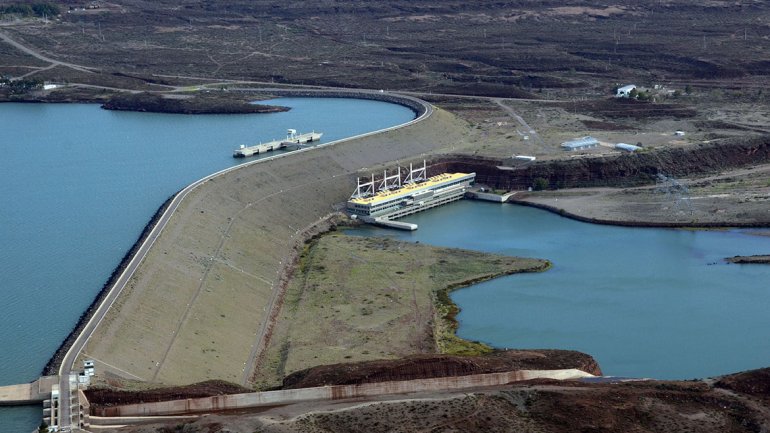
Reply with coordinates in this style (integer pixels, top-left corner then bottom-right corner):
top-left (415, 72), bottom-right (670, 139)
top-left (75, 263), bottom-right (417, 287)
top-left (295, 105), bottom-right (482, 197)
top-left (75, 99), bottom-right (461, 386)
top-left (42, 89), bottom-right (429, 378)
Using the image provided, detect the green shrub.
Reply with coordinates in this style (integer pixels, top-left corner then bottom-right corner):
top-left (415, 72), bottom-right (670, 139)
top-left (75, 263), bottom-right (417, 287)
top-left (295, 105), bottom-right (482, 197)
top-left (532, 177), bottom-right (549, 191)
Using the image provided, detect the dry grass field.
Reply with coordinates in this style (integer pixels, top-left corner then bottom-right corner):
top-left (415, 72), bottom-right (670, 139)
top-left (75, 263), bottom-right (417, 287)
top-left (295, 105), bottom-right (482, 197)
top-left (252, 233), bottom-right (546, 389)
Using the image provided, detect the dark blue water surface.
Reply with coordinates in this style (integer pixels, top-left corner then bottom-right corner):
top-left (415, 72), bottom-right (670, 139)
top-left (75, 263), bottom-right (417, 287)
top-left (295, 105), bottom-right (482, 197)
top-left (0, 98), bottom-right (415, 429)
top-left (348, 200), bottom-right (770, 380)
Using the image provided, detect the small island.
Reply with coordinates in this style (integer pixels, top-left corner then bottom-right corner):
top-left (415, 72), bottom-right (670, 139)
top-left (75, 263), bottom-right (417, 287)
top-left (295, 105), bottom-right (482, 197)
top-left (101, 91), bottom-right (290, 114)
top-left (725, 255), bottom-right (770, 264)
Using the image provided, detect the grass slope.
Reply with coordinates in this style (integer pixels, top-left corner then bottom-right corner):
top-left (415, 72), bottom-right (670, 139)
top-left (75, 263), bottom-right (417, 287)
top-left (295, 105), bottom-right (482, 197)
top-left (253, 231), bottom-right (548, 389)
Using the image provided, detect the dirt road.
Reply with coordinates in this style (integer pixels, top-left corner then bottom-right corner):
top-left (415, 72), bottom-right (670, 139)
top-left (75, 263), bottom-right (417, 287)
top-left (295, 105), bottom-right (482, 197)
top-left (0, 29), bottom-right (97, 77)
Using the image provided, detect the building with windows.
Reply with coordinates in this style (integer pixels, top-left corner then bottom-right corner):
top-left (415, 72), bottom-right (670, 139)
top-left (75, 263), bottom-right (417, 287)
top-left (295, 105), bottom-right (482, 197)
top-left (347, 161), bottom-right (475, 226)
top-left (561, 136), bottom-right (599, 151)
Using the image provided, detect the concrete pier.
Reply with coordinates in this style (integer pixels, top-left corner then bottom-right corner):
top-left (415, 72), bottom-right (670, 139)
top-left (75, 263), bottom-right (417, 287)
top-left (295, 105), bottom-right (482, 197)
top-left (372, 217), bottom-right (418, 230)
top-left (0, 376), bottom-right (57, 405)
top-left (466, 190), bottom-right (515, 203)
top-left (233, 130), bottom-right (323, 157)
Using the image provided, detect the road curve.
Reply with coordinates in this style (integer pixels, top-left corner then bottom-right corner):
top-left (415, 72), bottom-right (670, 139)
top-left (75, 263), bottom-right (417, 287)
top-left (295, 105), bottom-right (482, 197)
top-left (56, 90), bottom-right (432, 430)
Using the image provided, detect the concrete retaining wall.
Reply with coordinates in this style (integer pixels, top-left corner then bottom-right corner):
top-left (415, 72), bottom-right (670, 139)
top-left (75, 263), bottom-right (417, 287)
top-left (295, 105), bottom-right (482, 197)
top-left (94, 369), bottom-right (592, 417)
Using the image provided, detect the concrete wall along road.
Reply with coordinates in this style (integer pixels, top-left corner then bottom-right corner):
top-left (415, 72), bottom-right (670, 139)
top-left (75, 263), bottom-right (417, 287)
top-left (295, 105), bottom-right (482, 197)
top-left (95, 369), bottom-right (593, 417)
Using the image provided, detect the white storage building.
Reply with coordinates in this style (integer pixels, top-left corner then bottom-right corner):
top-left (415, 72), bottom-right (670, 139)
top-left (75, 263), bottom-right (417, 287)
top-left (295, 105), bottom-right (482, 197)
top-left (561, 136), bottom-right (599, 151)
top-left (616, 84), bottom-right (637, 98)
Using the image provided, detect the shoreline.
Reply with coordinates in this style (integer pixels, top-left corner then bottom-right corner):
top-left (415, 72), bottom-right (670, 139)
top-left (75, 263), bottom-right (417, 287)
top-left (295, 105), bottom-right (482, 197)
top-left (41, 194), bottom-right (175, 376)
top-left (725, 255), bottom-right (770, 264)
top-left (1, 86), bottom-right (426, 117)
top-left (509, 199), bottom-right (770, 229)
top-left (434, 260), bottom-right (552, 356)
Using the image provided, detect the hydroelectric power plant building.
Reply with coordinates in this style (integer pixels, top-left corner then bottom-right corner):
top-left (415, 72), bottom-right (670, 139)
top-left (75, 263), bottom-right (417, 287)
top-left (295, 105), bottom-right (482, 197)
top-left (347, 161), bottom-right (476, 230)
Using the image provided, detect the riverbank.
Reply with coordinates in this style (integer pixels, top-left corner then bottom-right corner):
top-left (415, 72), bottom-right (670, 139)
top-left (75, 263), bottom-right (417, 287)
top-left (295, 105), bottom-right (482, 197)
top-left (427, 139), bottom-right (770, 227)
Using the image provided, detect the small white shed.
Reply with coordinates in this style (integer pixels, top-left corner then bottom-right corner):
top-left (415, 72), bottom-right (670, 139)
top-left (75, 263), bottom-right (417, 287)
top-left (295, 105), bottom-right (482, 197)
top-left (616, 84), bottom-right (636, 98)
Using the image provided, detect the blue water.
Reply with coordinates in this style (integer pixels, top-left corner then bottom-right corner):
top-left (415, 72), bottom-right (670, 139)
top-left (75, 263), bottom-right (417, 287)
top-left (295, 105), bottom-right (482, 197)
top-left (348, 200), bottom-right (770, 380)
top-left (0, 98), bottom-right (414, 429)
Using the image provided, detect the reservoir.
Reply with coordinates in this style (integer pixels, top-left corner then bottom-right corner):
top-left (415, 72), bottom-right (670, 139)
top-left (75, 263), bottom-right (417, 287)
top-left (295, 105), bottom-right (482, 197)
top-left (349, 200), bottom-right (770, 380)
top-left (0, 97), bottom-right (415, 430)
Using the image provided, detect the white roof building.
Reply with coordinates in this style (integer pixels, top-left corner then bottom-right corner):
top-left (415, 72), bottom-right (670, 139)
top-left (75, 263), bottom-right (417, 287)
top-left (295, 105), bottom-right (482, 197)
top-left (615, 143), bottom-right (641, 152)
top-left (561, 136), bottom-right (599, 151)
top-left (616, 84), bottom-right (636, 98)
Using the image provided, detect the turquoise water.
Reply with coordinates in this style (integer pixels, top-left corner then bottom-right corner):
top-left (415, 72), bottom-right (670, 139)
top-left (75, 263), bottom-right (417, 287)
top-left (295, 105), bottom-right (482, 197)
top-left (0, 98), bottom-right (415, 429)
top-left (348, 200), bottom-right (770, 380)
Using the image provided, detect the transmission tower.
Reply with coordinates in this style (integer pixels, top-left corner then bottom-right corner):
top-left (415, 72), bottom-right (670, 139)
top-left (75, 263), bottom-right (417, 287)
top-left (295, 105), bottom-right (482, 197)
top-left (655, 173), bottom-right (693, 215)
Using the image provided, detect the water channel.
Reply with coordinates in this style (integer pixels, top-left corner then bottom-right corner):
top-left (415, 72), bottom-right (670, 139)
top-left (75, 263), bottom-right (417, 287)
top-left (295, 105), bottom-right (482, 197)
top-left (348, 200), bottom-right (770, 380)
top-left (0, 97), bottom-right (416, 430)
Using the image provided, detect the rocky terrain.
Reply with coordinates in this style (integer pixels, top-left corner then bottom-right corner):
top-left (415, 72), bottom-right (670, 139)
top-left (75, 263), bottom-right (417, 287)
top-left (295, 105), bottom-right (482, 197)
top-left (101, 91), bottom-right (289, 114)
top-left (281, 350), bottom-right (602, 389)
top-left (85, 380), bottom-right (252, 410)
top-left (432, 134), bottom-right (770, 192)
top-left (2, 1), bottom-right (770, 98)
top-left (725, 255), bottom-right (770, 264)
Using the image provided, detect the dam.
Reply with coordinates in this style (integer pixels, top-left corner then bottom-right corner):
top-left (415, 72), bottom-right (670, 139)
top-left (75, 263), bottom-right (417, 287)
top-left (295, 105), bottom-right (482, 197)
top-left (0, 98), bottom-right (417, 432)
